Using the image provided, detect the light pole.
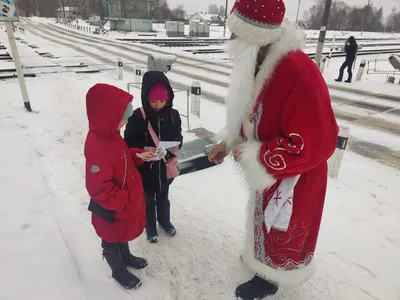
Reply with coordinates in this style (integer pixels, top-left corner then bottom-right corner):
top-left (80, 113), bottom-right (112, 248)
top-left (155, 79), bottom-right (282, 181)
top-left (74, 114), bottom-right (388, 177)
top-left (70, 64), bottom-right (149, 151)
top-left (223, 0), bottom-right (228, 37)
top-left (35, 0), bottom-right (40, 17)
top-left (315, 0), bottom-right (333, 68)
top-left (360, 0), bottom-right (371, 36)
top-left (295, 0), bottom-right (301, 24)
top-left (99, 0), bottom-right (103, 21)
top-left (58, 0), bottom-right (66, 22)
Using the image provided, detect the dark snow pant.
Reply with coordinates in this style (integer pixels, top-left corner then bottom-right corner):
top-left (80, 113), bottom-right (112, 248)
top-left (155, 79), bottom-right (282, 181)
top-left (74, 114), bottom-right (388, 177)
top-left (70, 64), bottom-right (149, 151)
top-left (338, 59), bottom-right (354, 82)
top-left (101, 240), bottom-right (119, 254)
top-left (145, 185), bottom-right (171, 232)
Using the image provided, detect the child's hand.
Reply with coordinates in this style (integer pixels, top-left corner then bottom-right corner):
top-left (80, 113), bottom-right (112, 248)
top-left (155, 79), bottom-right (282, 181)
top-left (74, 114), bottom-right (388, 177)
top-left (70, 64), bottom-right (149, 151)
top-left (141, 152), bottom-right (155, 162)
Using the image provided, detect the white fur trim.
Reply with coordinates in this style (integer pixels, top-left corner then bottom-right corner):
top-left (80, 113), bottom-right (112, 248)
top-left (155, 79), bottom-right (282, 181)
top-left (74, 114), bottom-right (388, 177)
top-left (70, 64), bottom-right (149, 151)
top-left (215, 127), bottom-right (235, 145)
top-left (214, 128), bottom-right (244, 151)
top-left (242, 193), bottom-right (317, 287)
top-left (239, 140), bottom-right (276, 191)
top-left (222, 40), bottom-right (259, 149)
top-left (214, 127), bottom-right (230, 144)
top-left (222, 23), bottom-right (304, 148)
top-left (228, 12), bottom-right (283, 47)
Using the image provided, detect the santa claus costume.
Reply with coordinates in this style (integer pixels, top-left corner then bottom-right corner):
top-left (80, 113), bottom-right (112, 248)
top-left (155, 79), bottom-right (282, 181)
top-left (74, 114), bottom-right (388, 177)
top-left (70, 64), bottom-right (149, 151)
top-left (217, 0), bottom-right (339, 299)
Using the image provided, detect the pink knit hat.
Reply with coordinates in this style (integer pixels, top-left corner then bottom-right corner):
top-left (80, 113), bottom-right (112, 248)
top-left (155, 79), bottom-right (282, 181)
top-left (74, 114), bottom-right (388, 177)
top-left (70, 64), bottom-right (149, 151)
top-left (148, 82), bottom-right (169, 102)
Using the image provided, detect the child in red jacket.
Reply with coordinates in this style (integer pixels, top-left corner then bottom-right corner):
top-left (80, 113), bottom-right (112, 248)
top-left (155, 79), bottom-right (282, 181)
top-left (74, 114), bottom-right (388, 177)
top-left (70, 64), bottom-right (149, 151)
top-left (84, 84), bottom-right (154, 289)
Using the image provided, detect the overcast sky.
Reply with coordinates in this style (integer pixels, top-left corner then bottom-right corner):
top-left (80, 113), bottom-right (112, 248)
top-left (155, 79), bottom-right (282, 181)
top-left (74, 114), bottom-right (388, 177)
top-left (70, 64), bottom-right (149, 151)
top-left (168, 0), bottom-right (400, 19)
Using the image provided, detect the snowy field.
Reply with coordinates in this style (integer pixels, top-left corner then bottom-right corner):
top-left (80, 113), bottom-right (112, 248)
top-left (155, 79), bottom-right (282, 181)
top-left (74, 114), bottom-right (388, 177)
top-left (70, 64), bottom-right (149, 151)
top-left (1, 18), bottom-right (400, 300)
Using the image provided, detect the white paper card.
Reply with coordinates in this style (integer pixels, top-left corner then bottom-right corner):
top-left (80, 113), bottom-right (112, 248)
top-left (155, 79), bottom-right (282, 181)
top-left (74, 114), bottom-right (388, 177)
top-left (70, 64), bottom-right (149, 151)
top-left (159, 141), bottom-right (180, 149)
top-left (136, 141), bottom-right (179, 161)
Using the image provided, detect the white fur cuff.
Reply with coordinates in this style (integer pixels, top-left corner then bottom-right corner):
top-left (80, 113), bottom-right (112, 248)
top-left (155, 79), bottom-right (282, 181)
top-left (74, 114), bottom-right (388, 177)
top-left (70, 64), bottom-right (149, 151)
top-left (239, 141), bottom-right (276, 191)
top-left (215, 127), bottom-right (244, 151)
top-left (214, 127), bottom-right (230, 144)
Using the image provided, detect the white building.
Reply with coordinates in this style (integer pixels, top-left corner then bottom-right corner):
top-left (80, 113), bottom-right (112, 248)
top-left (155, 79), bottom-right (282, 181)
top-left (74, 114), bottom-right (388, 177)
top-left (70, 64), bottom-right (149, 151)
top-left (189, 13), bottom-right (221, 25)
top-left (55, 7), bottom-right (78, 21)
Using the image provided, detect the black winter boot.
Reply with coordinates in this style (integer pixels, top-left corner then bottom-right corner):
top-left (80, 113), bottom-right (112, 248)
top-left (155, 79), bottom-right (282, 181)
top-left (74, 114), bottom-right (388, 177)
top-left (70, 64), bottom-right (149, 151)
top-left (145, 227), bottom-right (159, 243)
top-left (235, 276), bottom-right (278, 300)
top-left (120, 242), bottom-right (148, 270)
top-left (102, 241), bottom-right (142, 290)
top-left (159, 222), bottom-right (177, 237)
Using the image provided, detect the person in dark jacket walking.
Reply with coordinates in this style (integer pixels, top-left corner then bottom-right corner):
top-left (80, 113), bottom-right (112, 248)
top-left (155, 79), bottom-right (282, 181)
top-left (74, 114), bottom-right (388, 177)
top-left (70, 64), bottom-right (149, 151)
top-left (124, 71), bottom-right (183, 243)
top-left (335, 36), bottom-right (358, 83)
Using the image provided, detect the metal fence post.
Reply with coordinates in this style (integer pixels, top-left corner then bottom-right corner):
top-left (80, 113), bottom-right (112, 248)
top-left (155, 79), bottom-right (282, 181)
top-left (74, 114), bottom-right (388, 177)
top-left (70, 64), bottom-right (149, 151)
top-left (117, 58), bottom-right (123, 80)
top-left (320, 56), bottom-right (327, 74)
top-left (135, 67), bottom-right (142, 83)
top-left (327, 34), bottom-right (336, 68)
top-left (328, 126), bottom-right (350, 178)
top-left (186, 89), bottom-right (191, 130)
top-left (190, 81), bottom-right (201, 118)
top-left (356, 59), bottom-right (367, 82)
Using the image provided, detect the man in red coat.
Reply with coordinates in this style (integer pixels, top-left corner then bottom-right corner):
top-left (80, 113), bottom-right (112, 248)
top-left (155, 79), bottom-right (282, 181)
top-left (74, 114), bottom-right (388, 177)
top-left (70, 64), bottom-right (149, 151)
top-left (85, 84), bottom-right (154, 289)
top-left (208, 0), bottom-right (339, 299)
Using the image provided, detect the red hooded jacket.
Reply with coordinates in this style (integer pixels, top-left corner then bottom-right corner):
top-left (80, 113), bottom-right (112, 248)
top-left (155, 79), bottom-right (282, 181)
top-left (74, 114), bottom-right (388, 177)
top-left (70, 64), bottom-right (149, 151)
top-left (84, 84), bottom-right (146, 243)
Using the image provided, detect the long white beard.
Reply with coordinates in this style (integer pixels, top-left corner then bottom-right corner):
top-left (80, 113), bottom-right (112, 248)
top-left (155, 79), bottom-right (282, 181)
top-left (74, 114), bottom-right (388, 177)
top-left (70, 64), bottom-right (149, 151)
top-left (223, 39), bottom-right (260, 147)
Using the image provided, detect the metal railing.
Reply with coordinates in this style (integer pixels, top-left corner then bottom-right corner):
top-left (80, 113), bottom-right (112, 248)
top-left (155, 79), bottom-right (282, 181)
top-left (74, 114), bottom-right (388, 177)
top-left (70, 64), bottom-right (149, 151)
top-left (367, 58), bottom-right (400, 83)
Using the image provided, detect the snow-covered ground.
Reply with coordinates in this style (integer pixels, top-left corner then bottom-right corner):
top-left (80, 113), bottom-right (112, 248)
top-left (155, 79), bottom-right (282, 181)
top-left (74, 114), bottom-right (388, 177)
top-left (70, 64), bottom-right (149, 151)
top-left (3, 19), bottom-right (400, 135)
top-left (2, 18), bottom-right (400, 163)
top-left (1, 18), bottom-right (400, 300)
top-left (1, 71), bottom-right (400, 300)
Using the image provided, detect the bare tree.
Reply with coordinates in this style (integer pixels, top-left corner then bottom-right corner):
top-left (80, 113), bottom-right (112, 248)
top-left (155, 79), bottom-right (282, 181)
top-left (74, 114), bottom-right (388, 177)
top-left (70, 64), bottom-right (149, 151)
top-left (36, 0), bottom-right (60, 17)
top-left (66, 0), bottom-right (91, 19)
top-left (208, 4), bottom-right (219, 15)
top-left (328, 1), bottom-right (350, 30)
top-left (302, 0), bottom-right (324, 29)
top-left (394, 13), bottom-right (400, 32)
top-left (302, 0), bottom-right (385, 32)
top-left (153, 0), bottom-right (172, 20)
top-left (17, 0), bottom-right (37, 17)
top-left (385, 8), bottom-right (400, 32)
top-left (171, 4), bottom-right (186, 21)
top-left (218, 5), bottom-right (225, 18)
top-left (369, 6), bottom-right (384, 32)
top-left (348, 4), bottom-right (384, 32)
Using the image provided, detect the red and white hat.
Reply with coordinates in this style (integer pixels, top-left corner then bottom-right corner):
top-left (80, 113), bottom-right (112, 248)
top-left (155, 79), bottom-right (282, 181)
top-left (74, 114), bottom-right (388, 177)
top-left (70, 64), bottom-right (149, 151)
top-left (228, 0), bottom-right (286, 46)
